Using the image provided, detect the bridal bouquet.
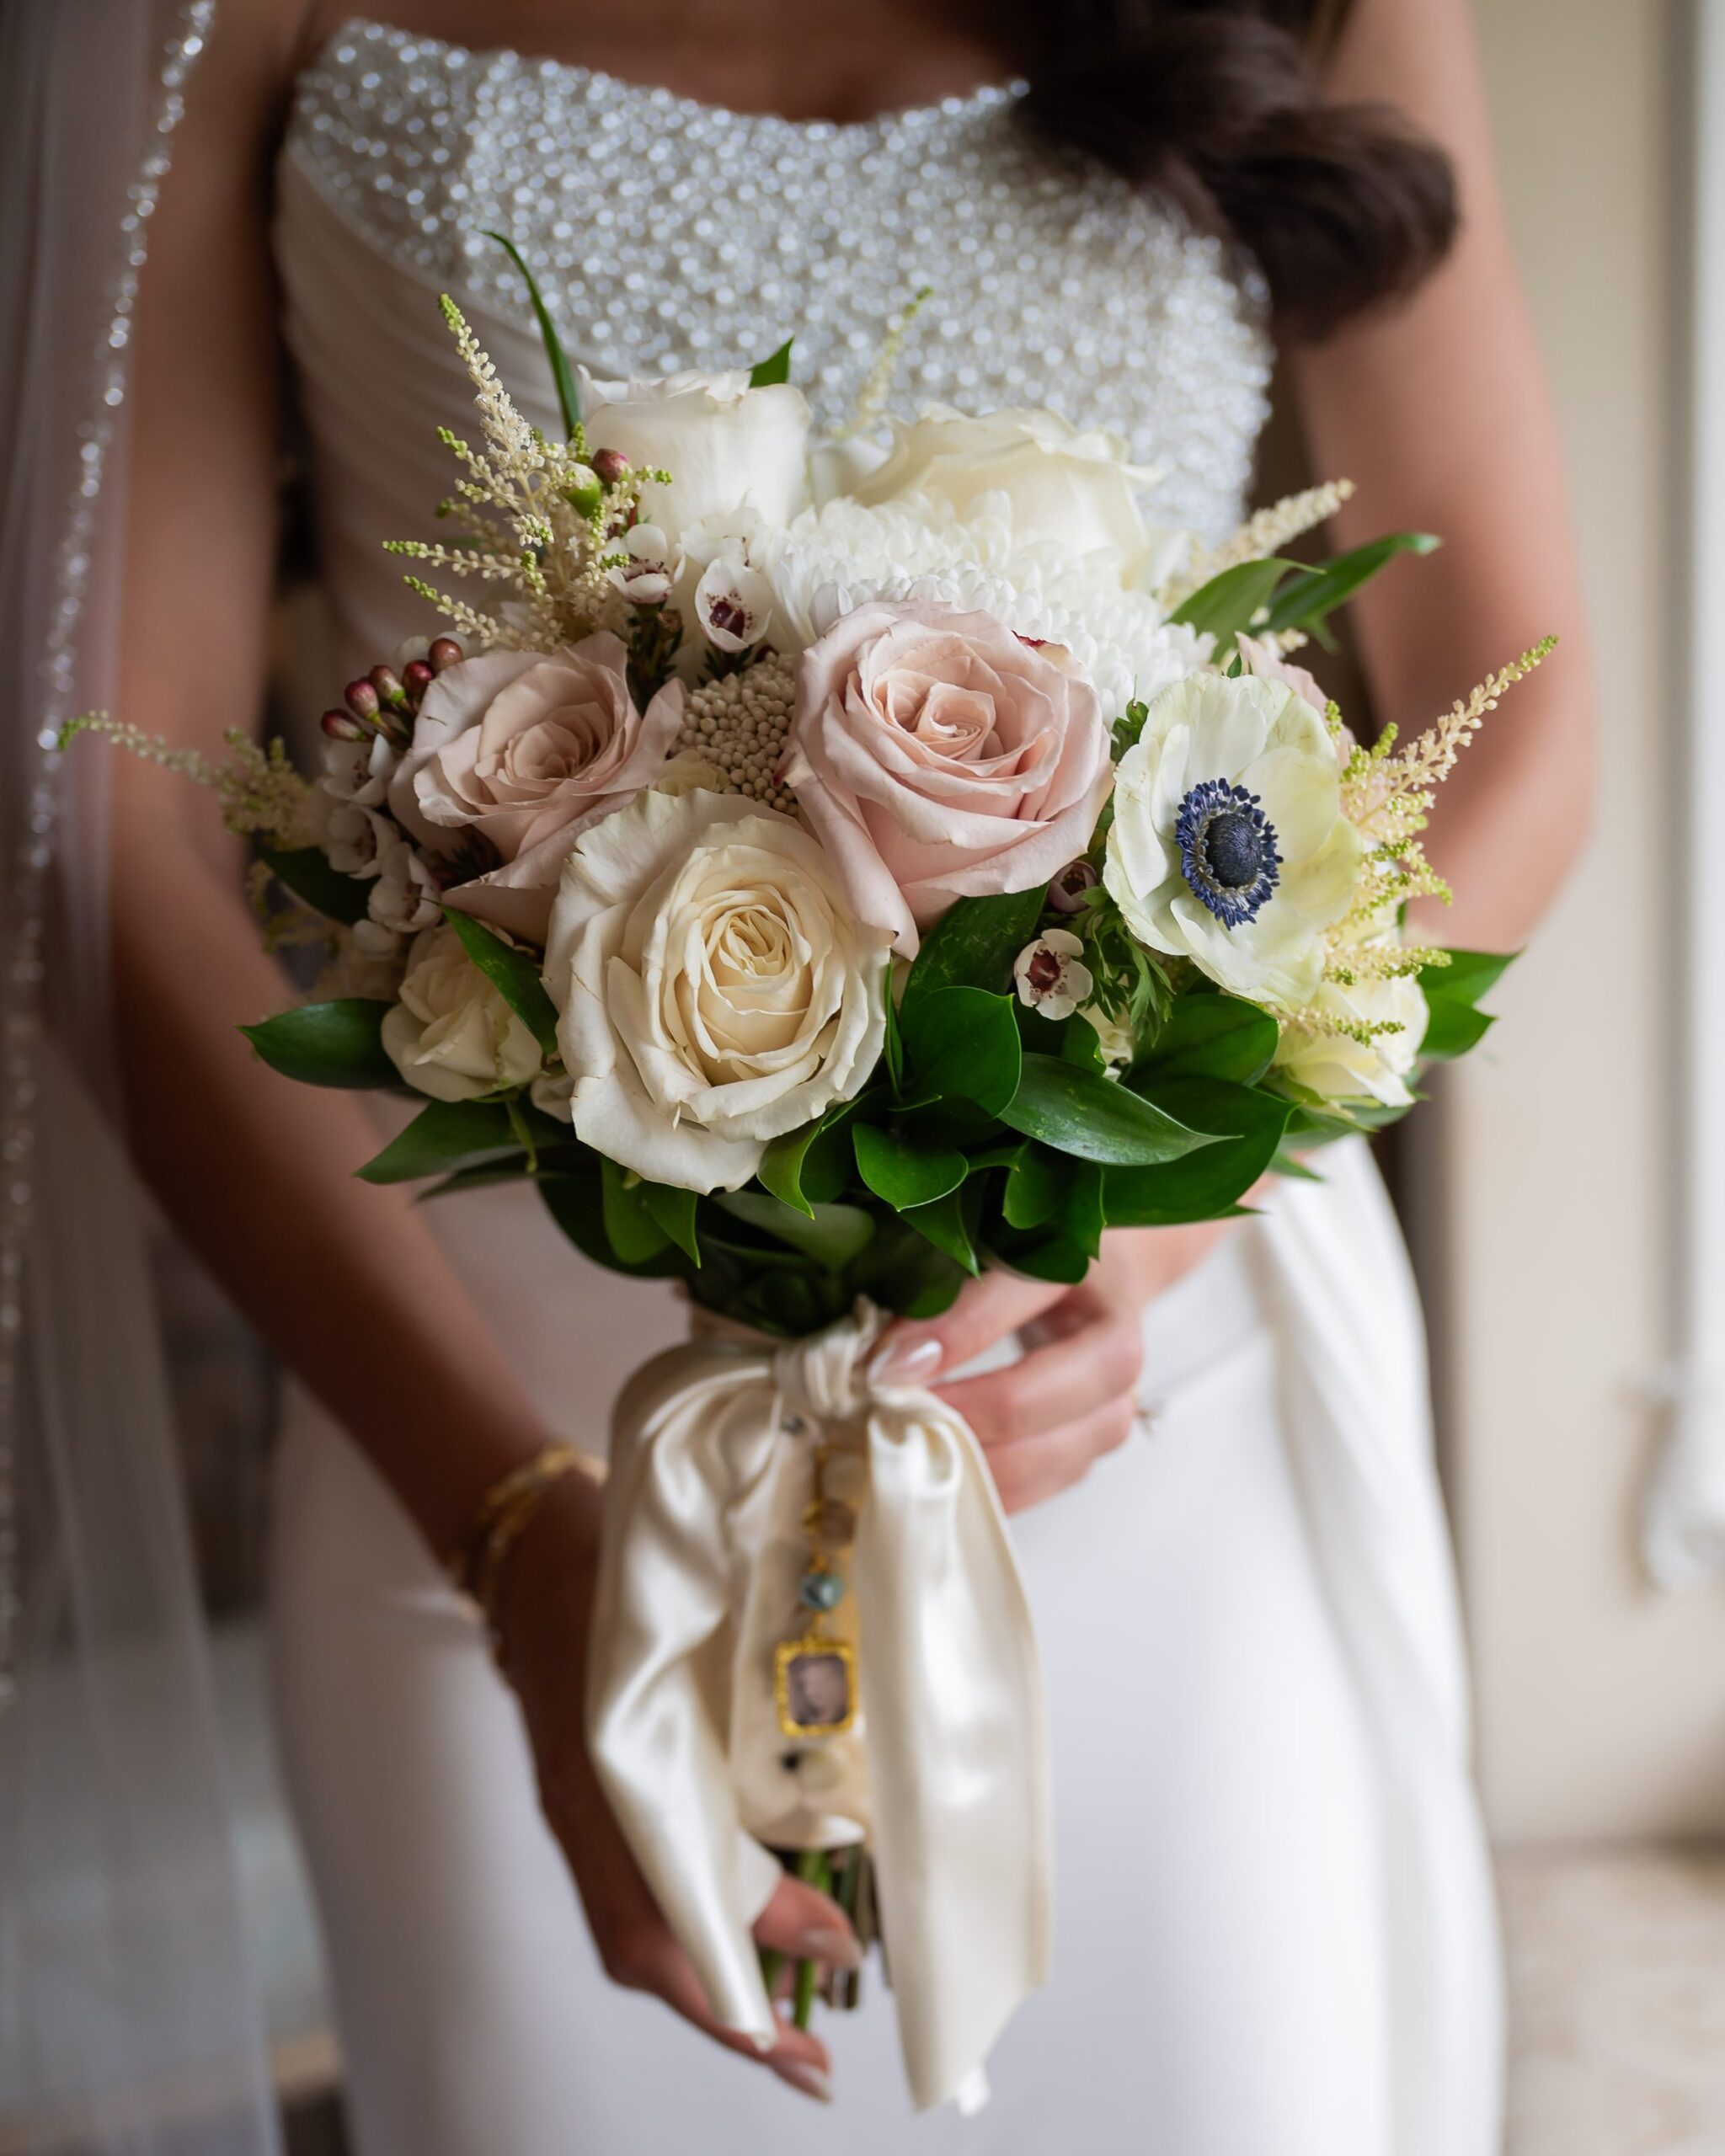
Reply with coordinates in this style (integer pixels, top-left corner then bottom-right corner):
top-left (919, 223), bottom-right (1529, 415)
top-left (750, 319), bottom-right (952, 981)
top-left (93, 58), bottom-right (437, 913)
top-left (71, 248), bottom-right (1543, 2108)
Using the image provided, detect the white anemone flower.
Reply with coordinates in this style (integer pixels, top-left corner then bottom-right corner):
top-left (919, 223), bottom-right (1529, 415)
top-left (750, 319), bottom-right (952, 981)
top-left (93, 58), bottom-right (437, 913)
top-left (1103, 673), bottom-right (1365, 1011)
top-left (1012, 930), bottom-right (1094, 1022)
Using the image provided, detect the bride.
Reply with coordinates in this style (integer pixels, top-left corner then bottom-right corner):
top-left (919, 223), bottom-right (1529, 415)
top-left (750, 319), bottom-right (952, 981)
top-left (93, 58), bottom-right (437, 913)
top-left (27, 0), bottom-right (1591, 2148)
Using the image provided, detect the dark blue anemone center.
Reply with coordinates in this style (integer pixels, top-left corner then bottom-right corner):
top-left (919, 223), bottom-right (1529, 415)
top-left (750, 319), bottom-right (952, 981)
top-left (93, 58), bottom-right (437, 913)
top-left (1174, 778), bottom-right (1282, 929)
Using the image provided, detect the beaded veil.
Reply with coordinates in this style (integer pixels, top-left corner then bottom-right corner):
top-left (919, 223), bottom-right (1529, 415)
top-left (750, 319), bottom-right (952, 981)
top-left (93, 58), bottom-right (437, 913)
top-left (0, 3), bottom-right (277, 2150)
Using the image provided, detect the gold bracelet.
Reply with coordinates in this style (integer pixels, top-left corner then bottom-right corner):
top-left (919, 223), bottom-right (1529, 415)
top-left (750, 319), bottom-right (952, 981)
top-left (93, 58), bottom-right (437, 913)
top-left (451, 1442), bottom-right (586, 1655)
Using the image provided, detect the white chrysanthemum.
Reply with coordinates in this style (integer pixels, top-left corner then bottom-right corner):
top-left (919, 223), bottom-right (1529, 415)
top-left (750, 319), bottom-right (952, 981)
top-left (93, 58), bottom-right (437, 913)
top-left (755, 496), bottom-right (1209, 716)
top-left (1104, 674), bottom-right (1365, 1011)
top-left (1274, 970), bottom-right (1429, 1107)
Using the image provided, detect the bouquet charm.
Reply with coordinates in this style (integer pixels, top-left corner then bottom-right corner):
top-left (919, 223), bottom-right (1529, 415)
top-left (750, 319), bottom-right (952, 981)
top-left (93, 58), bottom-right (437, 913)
top-left (66, 237), bottom-right (1546, 2109)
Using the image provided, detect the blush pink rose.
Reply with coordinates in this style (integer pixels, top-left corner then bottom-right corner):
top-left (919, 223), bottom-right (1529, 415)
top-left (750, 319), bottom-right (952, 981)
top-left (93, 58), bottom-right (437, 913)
top-left (389, 631), bottom-right (681, 939)
top-left (777, 600), bottom-right (1112, 954)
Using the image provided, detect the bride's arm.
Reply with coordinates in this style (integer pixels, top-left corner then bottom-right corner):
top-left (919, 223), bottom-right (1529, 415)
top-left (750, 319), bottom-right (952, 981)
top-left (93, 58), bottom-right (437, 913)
top-left (1293, 0), bottom-right (1596, 948)
top-left (878, 0), bottom-right (1598, 1487)
top-left (105, 0), bottom-right (846, 2098)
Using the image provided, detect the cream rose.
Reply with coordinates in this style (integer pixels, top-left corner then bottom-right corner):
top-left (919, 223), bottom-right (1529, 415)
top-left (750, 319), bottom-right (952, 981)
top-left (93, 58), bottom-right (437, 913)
top-left (847, 405), bottom-right (1157, 579)
top-left (1273, 969), bottom-right (1429, 1109)
top-left (579, 366), bottom-right (812, 542)
top-left (544, 789), bottom-right (891, 1192)
top-left (778, 600), bottom-right (1113, 957)
top-left (389, 634), bottom-right (681, 941)
top-left (381, 925), bottom-right (544, 1102)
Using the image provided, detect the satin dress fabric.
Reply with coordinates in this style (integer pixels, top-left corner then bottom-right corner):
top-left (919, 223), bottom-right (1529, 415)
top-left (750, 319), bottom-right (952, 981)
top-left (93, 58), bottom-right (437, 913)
top-left (264, 79), bottom-right (1503, 2156)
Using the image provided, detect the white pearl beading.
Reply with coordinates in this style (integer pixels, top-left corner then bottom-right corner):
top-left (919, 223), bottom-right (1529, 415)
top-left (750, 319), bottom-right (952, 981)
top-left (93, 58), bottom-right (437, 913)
top-left (289, 17), bottom-right (1273, 545)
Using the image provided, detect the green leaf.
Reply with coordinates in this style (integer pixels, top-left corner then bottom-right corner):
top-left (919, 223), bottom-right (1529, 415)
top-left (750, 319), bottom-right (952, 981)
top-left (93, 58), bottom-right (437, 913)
top-left (257, 843), bottom-right (371, 926)
top-left (1167, 558), bottom-right (1294, 655)
top-left (899, 985), bottom-right (1022, 1117)
top-left (1000, 1055), bottom-right (1217, 1166)
top-left (1279, 1090), bottom-right (1414, 1147)
top-left (852, 1123), bottom-right (968, 1211)
top-left (904, 1270), bottom-right (967, 1320)
top-left (240, 999), bottom-right (398, 1089)
top-left (714, 1190), bottom-right (877, 1270)
top-left (1264, 532), bottom-right (1439, 638)
top-left (643, 1182), bottom-right (701, 1266)
top-left (443, 907), bottom-right (559, 1059)
top-left (540, 1171), bottom-right (689, 1278)
top-left (1418, 948), bottom-right (1515, 1007)
top-left (1417, 947), bottom-right (1514, 1061)
top-left (990, 1230), bottom-right (1090, 1286)
top-left (760, 1090), bottom-right (884, 1212)
top-left (758, 1123), bottom-right (821, 1218)
top-left (483, 230), bottom-right (582, 438)
top-left (418, 1160), bottom-right (541, 1200)
top-left (1418, 998), bottom-right (1495, 1060)
top-left (883, 962), bottom-right (905, 1095)
top-left (601, 1158), bottom-right (672, 1266)
top-left (1136, 992), bottom-right (1278, 1086)
top-left (357, 1098), bottom-right (525, 1184)
top-left (904, 1184), bottom-right (980, 1275)
top-left (1103, 1079), bottom-right (1290, 1225)
top-left (1058, 1160), bottom-right (1107, 1262)
top-left (748, 337), bottom-right (793, 386)
top-left (1002, 1143), bottom-right (1069, 1230)
top-left (1268, 1148), bottom-right (1325, 1182)
top-left (900, 889), bottom-right (1049, 1020)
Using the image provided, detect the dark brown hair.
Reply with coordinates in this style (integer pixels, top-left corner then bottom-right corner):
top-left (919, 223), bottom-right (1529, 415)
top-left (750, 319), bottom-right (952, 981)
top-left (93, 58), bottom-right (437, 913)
top-left (989, 0), bottom-right (1458, 340)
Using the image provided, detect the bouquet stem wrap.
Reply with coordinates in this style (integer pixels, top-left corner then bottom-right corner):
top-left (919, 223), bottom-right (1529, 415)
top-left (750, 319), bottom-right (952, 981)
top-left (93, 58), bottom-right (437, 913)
top-left (585, 1297), bottom-right (1051, 2113)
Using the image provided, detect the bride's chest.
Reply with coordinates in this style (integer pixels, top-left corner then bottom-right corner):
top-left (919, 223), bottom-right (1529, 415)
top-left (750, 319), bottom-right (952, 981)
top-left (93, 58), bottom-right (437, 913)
top-left (282, 18), bottom-right (1272, 538)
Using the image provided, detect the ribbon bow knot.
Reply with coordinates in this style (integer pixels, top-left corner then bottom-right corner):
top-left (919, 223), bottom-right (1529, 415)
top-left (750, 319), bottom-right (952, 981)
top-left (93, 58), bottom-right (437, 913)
top-left (586, 1298), bottom-right (1050, 2113)
top-left (769, 1299), bottom-right (882, 1430)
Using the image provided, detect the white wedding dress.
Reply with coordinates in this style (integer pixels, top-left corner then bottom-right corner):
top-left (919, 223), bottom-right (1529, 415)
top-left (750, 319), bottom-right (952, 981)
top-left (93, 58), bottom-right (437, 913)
top-left (265, 21), bottom-right (1503, 2154)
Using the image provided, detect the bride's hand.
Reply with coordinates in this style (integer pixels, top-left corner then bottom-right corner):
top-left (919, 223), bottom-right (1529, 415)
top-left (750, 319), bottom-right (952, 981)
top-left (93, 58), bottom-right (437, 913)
top-left (493, 1472), bottom-right (858, 2105)
top-left (872, 1222), bottom-right (1234, 1513)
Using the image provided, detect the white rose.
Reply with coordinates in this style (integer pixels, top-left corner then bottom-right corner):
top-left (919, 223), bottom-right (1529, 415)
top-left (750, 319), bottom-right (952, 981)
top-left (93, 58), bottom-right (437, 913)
top-left (847, 404), bottom-right (1158, 581)
top-left (579, 366), bottom-right (812, 542)
top-left (1103, 672), bottom-right (1364, 1012)
top-left (544, 788), bottom-right (891, 1193)
top-left (1274, 969), bottom-right (1429, 1109)
top-left (381, 924), bottom-right (544, 1102)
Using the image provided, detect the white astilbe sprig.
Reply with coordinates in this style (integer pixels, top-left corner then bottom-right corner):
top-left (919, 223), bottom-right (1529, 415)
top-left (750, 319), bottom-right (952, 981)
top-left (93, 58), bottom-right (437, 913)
top-left (56, 715), bottom-right (315, 842)
top-left (382, 296), bottom-right (666, 652)
top-left (1315, 637), bottom-right (1558, 990)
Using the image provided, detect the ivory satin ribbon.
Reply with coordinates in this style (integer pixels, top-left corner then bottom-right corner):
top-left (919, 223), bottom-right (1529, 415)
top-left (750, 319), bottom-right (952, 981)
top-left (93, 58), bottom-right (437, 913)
top-left (585, 1298), bottom-right (1051, 2114)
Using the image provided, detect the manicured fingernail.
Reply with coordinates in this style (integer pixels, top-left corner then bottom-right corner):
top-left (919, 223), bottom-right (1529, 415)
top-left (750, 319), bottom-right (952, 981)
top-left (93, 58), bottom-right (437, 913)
top-left (868, 1337), bottom-right (943, 1388)
top-left (798, 1924), bottom-right (862, 1972)
top-left (772, 2058), bottom-right (833, 2104)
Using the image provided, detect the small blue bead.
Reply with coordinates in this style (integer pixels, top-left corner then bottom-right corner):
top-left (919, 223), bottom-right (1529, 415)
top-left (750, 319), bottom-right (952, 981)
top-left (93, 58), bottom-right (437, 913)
top-left (799, 1570), bottom-right (846, 1611)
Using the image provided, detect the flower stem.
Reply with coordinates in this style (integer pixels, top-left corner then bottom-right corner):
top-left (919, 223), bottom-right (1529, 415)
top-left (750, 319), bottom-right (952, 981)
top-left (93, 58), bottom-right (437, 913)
top-left (792, 1846), bottom-right (834, 2033)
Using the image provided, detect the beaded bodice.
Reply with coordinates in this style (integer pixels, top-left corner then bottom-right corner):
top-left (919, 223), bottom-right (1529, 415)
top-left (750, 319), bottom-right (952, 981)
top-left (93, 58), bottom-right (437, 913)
top-left (282, 17), bottom-right (1273, 542)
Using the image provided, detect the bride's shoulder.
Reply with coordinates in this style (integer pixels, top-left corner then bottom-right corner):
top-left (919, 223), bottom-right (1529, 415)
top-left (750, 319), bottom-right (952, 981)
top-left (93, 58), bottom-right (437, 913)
top-left (193, 0), bottom-right (329, 122)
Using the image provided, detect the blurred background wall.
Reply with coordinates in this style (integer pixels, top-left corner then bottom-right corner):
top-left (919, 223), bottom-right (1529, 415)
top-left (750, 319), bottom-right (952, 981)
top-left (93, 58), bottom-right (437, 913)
top-left (1431, 2), bottom-right (1725, 2145)
top-left (1439, 0), bottom-right (1719, 1846)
